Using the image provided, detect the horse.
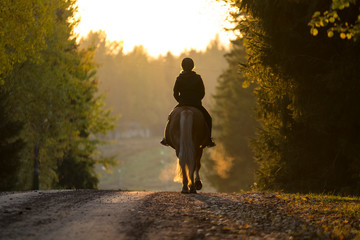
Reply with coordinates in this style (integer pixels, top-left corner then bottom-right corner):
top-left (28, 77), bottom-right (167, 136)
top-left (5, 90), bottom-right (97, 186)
top-left (165, 106), bottom-right (209, 194)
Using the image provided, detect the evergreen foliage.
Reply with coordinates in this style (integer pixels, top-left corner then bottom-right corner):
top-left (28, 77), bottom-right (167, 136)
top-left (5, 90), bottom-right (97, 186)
top-left (230, 0), bottom-right (360, 194)
top-left (57, 150), bottom-right (98, 189)
top-left (204, 38), bottom-right (258, 192)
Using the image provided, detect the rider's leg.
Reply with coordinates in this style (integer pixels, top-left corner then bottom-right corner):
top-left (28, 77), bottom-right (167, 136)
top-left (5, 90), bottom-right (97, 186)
top-left (199, 106), bottom-right (216, 147)
top-left (160, 110), bottom-right (175, 146)
top-left (160, 138), bottom-right (168, 146)
top-left (160, 118), bottom-right (169, 146)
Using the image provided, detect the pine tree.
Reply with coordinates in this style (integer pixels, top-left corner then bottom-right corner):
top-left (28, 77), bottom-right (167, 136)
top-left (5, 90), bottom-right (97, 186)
top-left (204, 38), bottom-right (258, 192)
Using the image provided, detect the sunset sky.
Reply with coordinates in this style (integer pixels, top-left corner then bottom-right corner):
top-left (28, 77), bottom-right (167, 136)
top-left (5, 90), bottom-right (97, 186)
top-left (74, 0), bottom-right (234, 57)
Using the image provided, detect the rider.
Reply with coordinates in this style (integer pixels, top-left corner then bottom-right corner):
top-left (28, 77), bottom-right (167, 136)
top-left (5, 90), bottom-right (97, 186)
top-left (161, 57), bottom-right (216, 148)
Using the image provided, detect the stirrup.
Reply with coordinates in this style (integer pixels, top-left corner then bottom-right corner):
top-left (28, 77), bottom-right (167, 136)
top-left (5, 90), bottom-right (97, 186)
top-left (160, 138), bottom-right (169, 146)
top-left (201, 138), bottom-right (216, 148)
top-left (207, 140), bottom-right (216, 148)
top-left (206, 138), bottom-right (216, 148)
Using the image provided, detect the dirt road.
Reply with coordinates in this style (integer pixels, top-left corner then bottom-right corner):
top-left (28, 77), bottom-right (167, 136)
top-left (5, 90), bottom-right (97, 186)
top-left (1, 190), bottom-right (357, 240)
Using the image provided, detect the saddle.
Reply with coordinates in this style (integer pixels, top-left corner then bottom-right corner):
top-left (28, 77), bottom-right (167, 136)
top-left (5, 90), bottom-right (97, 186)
top-left (161, 106), bottom-right (215, 148)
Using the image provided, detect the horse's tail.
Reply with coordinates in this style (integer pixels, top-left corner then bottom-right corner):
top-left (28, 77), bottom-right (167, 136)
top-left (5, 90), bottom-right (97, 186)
top-left (176, 109), bottom-right (195, 184)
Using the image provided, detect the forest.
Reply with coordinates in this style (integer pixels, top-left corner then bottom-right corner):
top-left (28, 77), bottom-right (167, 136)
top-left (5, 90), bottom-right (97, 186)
top-left (79, 31), bottom-right (228, 136)
top-left (232, 0), bottom-right (360, 194)
top-left (1, 0), bottom-right (360, 195)
top-left (0, 0), bottom-right (114, 190)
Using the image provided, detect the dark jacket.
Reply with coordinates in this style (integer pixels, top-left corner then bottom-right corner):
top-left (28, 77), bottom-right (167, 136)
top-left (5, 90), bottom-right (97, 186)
top-left (173, 71), bottom-right (205, 107)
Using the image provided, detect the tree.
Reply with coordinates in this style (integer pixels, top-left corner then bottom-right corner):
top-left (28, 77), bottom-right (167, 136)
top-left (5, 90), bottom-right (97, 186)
top-left (229, 0), bottom-right (360, 194)
top-left (3, 0), bottom-right (115, 190)
top-left (56, 47), bottom-right (116, 189)
top-left (0, 90), bottom-right (25, 190)
top-left (0, 0), bottom-right (54, 82)
top-left (0, 0), bottom-right (58, 189)
top-left (204, 38), bottom-right (258, 192)
top-left (309, 0), bottom-right (360, 41)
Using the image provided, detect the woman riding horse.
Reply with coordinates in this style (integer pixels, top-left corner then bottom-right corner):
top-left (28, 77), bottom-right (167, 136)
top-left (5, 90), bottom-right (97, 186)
top-left (166, 106), bottom-right (208, 193)
top-left (160, 58), bottom-right (216, 193)
top-left (161, 57), bottom-right (215, 148)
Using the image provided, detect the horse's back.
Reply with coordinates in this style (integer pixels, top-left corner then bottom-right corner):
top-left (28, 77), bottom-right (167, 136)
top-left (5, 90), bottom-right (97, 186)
top-left (171, 106), bottom-right (204, 122)
top-left (166, 106), bottom-right (208, 150)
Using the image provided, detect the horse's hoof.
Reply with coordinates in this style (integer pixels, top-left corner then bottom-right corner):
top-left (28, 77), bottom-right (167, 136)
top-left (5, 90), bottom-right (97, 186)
top-left (181, 187), bottom-right (189, 194)
top-left (195, 180), bottom-right (202, 190)
top-left (189, 185), bottom-right (197, 194)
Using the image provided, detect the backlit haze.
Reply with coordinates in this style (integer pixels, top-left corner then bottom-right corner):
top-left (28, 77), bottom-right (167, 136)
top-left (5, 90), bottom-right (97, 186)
top-left (73, 0), bottom-right (234, 192)
top-left (74, 0), bottom-right (234, 57)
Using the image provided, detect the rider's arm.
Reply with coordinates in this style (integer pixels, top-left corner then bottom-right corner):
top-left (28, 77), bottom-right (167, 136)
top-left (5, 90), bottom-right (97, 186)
top-left (173, 78), bottom-right (181, 102)
top-left (198, 76), bottom-right (205, 100)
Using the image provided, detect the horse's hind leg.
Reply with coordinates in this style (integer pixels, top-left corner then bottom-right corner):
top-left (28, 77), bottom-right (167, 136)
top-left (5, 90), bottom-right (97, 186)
top-left (189, 166), bottom-right (196, 194)
top-left (195, 149), bottom-right (203, 190)
top-left (179, 158), bottom-right (189, 194)
top-left (188, 149), bottom-right (199, 194)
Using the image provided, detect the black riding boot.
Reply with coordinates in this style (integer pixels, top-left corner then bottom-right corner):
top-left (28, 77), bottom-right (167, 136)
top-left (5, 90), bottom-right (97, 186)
top-left (160, 138), bottom-right (169, 146)
top-left (203, 110), bottom-right (215, 148)
top-left (206, 128), bottom-right (216, 148)
top-left (207, 138), bottom-right (216, 148)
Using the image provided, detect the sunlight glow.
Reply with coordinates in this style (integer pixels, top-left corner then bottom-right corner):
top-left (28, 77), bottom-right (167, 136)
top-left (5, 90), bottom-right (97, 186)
top-left (74, 0), bottom-right (235, 57)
